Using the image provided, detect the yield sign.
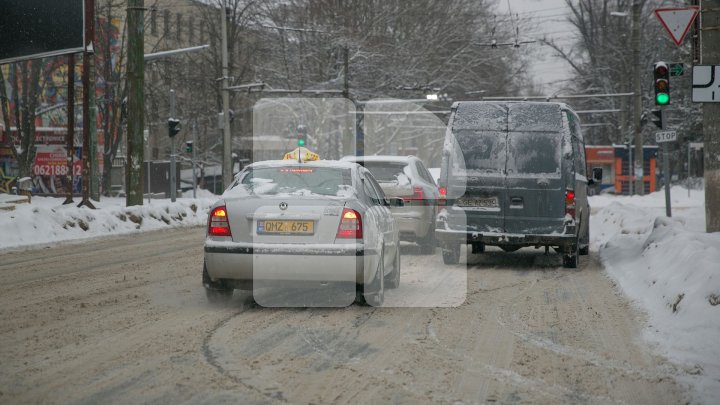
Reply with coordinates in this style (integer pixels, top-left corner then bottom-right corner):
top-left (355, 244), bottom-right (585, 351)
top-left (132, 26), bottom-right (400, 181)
top-left (654, 7), bottom-right (700, 46)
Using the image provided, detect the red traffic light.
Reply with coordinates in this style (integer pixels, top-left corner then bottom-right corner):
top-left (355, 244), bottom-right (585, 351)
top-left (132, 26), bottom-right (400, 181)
top-left (654, 64), bottom-right (668, 76)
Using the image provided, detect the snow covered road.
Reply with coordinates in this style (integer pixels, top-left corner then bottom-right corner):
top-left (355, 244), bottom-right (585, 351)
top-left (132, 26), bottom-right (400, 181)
top-left (0, 227), bottom-right (691, 404)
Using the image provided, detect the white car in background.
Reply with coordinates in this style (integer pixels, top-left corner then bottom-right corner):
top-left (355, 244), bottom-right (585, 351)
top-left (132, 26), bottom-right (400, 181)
top-left (342, 155), bottom-right (440, 254)
top-left (203, 159), bottom-right (402, 306)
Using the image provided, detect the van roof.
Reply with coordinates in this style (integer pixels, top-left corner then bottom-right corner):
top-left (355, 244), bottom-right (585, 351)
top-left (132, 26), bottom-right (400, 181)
top-left (451, 100), bottom-right (574, 112)
top-left (450, 101), bottom-right (568, 132)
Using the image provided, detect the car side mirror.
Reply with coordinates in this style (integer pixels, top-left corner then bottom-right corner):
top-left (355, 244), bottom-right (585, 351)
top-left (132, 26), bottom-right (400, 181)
top-left (592, 167), bottom-right (603, 183)
top-left (385, 197), bottom-right (404, 207)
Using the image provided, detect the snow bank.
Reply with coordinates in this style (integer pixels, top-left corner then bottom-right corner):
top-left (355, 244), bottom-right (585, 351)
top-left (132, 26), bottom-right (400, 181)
top-left (590, 188), bottom-right (720, 402)
top-left (0, 195), bottom-right (217, 251)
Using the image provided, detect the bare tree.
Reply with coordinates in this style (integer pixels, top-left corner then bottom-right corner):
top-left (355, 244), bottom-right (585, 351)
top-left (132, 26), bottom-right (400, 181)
top-left (544, 0), bottom-right (701, 149)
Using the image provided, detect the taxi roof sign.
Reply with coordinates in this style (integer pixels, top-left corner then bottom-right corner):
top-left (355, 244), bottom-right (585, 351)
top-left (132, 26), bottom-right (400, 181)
top-left (283, 147), bottom-right (320, 162)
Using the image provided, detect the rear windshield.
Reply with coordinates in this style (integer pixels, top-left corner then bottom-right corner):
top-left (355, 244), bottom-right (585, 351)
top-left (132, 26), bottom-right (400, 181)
top-left (239, 166), bottom-right (353, 197)
top-left (452, 130), bottom-right (560, 175)
top-left (507, 132), bottom-right (561, 175)
top-left (454, 130), bottom-right (506, 173)
top-left (361, 162), bottom-right (411, 185)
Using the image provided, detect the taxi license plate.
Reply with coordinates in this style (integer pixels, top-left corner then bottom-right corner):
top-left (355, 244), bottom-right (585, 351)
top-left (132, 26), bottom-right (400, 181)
top-left (456, 197), bottom-right (499, 208)
top-left (257, 220), bottom-right (314, 235)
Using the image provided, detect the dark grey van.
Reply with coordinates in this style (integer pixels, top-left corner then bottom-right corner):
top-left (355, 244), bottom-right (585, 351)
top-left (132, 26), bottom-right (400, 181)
top-left (435, 101), bottom-right (601, 268)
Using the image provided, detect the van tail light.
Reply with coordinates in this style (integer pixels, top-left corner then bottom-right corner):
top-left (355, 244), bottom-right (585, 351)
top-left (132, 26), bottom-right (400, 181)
top-left (336, 208), bottom-right (363, 239)
top-left (208, 206), bottom-right (232, 237)
top-left (437, 186), bottom-right (447, 206)
top-left (565, 190), bottom-right (576, 219)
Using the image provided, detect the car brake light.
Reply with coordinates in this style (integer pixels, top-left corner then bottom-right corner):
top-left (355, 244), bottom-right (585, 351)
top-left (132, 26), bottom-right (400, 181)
top-left (403, 187), bottom-right (424, 201)
top-left (336, 208), bottom-right (363, 239)
top-left (565, 190), bottom-right (576, 218)
top-left (439, 187), bottom-right (447, 197)
top-left (208, 206), bottom-right (232, 237)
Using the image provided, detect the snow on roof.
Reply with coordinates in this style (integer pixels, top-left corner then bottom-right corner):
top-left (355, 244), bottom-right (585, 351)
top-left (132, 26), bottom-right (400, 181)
top-left (340, 155), bottom-right (415, 164)
top-left (247, 159), bottom-right (361, 170)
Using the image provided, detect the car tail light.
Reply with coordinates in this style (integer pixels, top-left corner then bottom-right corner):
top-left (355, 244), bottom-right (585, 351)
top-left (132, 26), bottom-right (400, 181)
top-left (336, 208), bottom-right (363, 239)
top-left (208, 206), bottom-right (232, 237)
top-left (565, 190), bottom-right (576, 218)
top-left (402, 186), bottom-right (424, 201)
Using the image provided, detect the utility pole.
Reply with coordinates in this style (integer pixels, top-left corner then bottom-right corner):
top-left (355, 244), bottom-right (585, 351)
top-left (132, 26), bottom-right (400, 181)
top-left (221, 7), bottom-right (232, 189)
top-left (343, 46), bottom-right (350, 99)
top-left (169, 89), bottom-right (177, 202)
top-left (192, 120), bottom-right (198, 198)
top-left (631, 0), bottom-right (644, 195)
top-left (702, 0), bottom-right (720, 232)
top-left (126, 0), bottom-right (145, 206)
top-left (79, 0), bottom-right (96, 209)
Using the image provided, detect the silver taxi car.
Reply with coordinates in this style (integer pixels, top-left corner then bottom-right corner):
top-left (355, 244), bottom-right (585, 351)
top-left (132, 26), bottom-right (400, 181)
top-left (203, 158), bottom-right (402, 306)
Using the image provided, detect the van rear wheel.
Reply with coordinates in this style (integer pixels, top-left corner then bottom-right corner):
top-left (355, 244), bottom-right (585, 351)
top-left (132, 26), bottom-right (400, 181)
top-left (442, 243), bottom-right (461, 265)
top-left (562, 242), bottom-right (579, 269)
top-left (579, 226), bottom-right (590, 255)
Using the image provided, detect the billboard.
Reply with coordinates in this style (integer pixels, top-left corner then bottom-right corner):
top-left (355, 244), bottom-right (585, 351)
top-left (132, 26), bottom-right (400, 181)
top-left (0, 0), bottom-right (84, 65)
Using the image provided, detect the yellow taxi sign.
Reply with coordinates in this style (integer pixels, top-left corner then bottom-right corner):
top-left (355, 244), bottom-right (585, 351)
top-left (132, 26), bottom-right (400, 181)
top-left (283, 147), bottom-right (320, 162)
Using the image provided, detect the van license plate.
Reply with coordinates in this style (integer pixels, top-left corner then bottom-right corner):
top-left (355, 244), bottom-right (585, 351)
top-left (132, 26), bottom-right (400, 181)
top-left (257, 220), bottom-right (314, 235)
top-left (456, 197), bottom-right (499, 208)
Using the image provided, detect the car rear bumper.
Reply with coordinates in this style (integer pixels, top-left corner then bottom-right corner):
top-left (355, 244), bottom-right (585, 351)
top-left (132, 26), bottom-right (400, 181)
top-left (391, 207), bottom-right (433, 239)
top-left (435, 229), bottom-right (576, 247)
top-left (204, 242), bottom-right (378, 287)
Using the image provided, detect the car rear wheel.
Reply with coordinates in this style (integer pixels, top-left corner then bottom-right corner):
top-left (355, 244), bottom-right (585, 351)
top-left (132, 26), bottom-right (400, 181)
top-left (203, 265), bottom-right (233, 303)
top-left (442, 243), bottom-right (461, 265)
top-left (499, 245), bottom-right (521, 252)
top-left (385, 247), bottom-right (401, 289)
top-left (357, 253), bottom-right (385, 306)
top-left (418, 227), bottom-right (436, 255)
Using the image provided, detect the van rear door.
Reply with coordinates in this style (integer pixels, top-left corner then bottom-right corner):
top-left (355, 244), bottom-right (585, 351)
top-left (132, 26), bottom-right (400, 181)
top-left (504, 103), bottom-right (566, 236)
top-left (449, 103), bottom-right (508, 233)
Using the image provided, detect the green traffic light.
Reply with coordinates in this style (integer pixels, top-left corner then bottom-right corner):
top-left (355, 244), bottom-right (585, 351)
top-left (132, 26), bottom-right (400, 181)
top-left (298, 139), bottom-right (306, 147)
top-left (656, 93), bottom-right (669, 105)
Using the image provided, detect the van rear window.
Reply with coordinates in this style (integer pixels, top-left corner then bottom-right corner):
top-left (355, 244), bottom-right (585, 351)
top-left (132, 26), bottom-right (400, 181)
top-left (454, 130), bottom-right (506, 173)
top-left (507, 132), bottom-right (561, 175)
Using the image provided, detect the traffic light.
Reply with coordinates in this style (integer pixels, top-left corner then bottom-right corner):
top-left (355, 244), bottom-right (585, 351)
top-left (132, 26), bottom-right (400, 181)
top-left (297, 125), bottom-right (307, 147)
top-left (650, 109), bottom-right (663, 129)
top-left (185, 141), bottom-right (193, 153)
top-left (168, 118), bottom-right (181, 138)
top-left (653, 62), bottom-right (670, 105)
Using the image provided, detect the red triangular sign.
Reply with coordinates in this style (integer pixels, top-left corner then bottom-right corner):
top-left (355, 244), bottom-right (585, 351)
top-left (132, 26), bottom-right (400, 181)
top-left (655, 7), bottom-right (700, 46)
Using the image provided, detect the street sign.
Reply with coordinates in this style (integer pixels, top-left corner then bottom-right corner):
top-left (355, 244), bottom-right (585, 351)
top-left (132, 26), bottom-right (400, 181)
top-left (655, 130), bottom-right (677, 143)
top-left (654, 7), bottom-right (700, 47)
top-left (669, 63), bottom-right (684, 77)
top-left (693, 65), bottom-right (720, 102)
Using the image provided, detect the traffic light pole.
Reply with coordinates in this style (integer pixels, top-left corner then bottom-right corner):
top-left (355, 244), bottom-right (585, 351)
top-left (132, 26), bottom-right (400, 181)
top-left (170, 89), bottom-right (177, 202)
top-left (661, 117), bottom-right (672, 217)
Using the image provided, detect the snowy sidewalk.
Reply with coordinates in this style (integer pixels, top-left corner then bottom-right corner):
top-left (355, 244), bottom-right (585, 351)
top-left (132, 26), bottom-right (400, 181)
top-left (0, 192), bottom-right (218, 251)
top-left (590, 187), bottom-right (720, 403)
